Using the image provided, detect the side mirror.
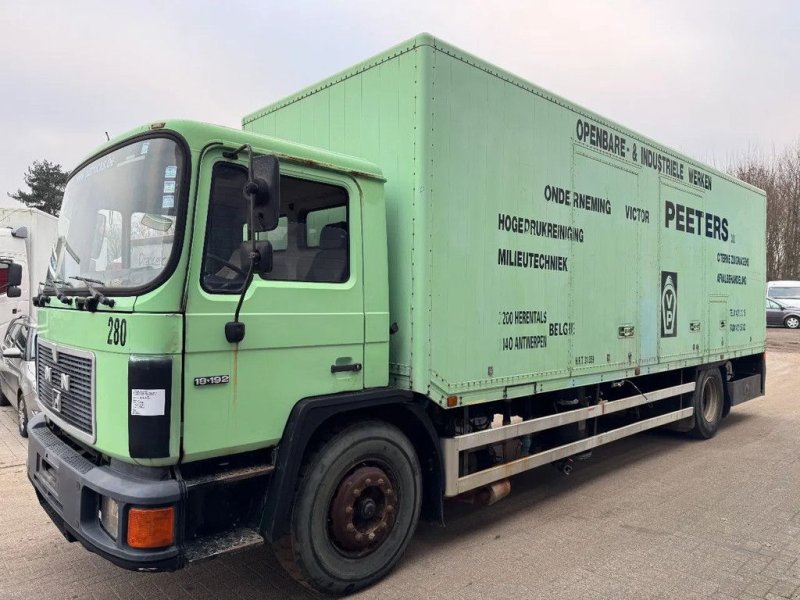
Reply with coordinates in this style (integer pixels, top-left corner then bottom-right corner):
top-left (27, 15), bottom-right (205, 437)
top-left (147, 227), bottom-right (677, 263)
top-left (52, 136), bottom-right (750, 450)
top-left (7, 287), bottom-right (21, 298)
top-left (7, 263), bottom-right (22, 287)
top-left (2, 347), bottom-right (22, 359)
top-left (247, 155), bottom-right (280, 232)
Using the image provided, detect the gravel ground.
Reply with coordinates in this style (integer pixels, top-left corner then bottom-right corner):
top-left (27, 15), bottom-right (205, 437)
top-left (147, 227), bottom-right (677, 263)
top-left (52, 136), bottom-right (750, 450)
top-left (1, 330), bottom-right (799, 599)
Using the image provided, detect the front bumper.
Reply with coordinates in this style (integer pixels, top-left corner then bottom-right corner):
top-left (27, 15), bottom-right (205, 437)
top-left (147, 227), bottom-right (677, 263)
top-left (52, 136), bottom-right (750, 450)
top-left (27, 415), bottom-right (182, 571)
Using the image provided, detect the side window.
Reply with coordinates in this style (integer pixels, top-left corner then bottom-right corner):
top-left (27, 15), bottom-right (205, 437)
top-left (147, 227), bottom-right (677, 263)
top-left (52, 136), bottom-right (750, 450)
top-left (278, 177), bottom-right (349, 283)
top-left (202, 164), bottom-right (249, 293)
top-left (254, 216), bottom-right (288, 251)
top-left (202, 162), bottom-right (350, 293)
top-left (306, 206), bottom-right (347, 247)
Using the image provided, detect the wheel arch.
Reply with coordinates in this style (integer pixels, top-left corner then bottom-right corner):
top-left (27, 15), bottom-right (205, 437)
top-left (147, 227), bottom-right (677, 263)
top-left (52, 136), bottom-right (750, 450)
top-left (260, 388), bottom-right (443, 543)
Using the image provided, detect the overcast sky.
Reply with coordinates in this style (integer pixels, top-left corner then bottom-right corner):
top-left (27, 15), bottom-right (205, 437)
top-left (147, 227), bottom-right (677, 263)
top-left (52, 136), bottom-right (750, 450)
top-left (2, 0), bottom-right (798, 197)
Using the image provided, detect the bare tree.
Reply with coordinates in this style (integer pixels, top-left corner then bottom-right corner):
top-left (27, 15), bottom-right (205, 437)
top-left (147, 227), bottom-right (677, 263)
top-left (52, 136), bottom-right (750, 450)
top-left (730, 141), bottom-right (800, 281)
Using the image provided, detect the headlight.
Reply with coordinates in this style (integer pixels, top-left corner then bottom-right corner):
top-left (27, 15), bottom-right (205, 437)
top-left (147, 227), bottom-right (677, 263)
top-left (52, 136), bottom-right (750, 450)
top-left (99, 495), bottom-right (120, 540)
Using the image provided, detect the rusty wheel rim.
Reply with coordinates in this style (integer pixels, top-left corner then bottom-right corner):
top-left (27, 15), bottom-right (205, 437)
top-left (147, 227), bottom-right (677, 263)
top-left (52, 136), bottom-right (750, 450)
top-left (328, 465), bottom-right (397, 556)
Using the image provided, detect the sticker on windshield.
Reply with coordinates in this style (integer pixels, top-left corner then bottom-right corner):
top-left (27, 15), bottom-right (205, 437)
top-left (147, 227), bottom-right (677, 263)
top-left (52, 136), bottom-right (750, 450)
top-left (163, 180), bottom-right (176, 194)
top-left (162, 195), bottom-right (174, 209)
top-left (164, 165), bottom-right (177, 179)
top-left (140, 141), bottom-right (150, 155)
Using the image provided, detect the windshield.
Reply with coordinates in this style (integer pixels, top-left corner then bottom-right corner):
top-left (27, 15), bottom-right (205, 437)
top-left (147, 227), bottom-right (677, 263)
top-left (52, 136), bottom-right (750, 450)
top-left (50, 137), bottom-right (185, 293)
top-left (769, 286), bottom-right (800, 299)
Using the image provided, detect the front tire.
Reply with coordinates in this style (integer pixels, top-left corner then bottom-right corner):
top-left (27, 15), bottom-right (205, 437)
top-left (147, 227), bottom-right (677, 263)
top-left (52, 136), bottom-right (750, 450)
top-left (17, 393), bottom-right (28, 438)
top-left (784, 315), bottom-right (800, 329)
top-left (691, 369), bottom-right (724, 439)
top-left (274, 420), bottom-right (422, 595)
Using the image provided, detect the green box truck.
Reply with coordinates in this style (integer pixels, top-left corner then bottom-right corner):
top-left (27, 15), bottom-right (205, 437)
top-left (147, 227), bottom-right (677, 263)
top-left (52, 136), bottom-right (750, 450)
top-left (28, 34), bottom-right (766, 594)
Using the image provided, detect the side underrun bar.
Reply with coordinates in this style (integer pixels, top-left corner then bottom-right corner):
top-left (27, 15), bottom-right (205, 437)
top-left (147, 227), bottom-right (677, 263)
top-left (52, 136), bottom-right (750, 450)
top-left (442, 382), bottom-right (695, 496)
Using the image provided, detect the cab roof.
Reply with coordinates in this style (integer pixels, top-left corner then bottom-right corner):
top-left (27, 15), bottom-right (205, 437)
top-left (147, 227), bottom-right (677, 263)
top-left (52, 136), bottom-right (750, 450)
top-left (77, 120), bottom-right (385, 182)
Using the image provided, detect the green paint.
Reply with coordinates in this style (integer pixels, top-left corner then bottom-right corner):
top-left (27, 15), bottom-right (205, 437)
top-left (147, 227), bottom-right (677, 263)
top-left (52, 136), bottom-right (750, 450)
top-left (37, 34), bottom-right (764, 467)
top-left (244, 34), bottom-right (765, 406)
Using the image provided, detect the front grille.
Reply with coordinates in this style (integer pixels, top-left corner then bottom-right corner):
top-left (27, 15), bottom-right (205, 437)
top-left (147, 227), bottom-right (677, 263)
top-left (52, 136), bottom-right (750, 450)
top-left (37, 340), bottom-right (94, 439)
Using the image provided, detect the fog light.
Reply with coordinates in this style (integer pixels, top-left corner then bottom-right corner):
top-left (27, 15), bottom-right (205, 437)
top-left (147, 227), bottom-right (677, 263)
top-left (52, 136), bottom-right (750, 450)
top-left (127, 506), bottom-right (175, 549)
top-left (99, 496), bottom-right (120, 540)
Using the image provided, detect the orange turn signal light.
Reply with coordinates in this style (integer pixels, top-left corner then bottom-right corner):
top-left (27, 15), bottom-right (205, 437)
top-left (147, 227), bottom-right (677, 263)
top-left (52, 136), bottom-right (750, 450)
top-left (447, 395), bottom-right (458, 407)
top-left (127, 506), bottom-right (175, 549)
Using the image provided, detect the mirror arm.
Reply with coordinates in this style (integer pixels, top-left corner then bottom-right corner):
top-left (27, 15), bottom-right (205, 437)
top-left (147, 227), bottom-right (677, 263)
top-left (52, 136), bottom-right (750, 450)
top-left (222, 143), bottom-right (251, 162)
top-left (225, 259), bottom-right (255, 344)
top-left (222, 145), bottom-right (278, 344)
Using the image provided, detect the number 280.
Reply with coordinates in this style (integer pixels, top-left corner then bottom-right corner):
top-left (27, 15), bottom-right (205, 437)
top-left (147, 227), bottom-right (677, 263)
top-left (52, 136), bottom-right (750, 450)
top-left (107, 317), bottom-right (127, 346)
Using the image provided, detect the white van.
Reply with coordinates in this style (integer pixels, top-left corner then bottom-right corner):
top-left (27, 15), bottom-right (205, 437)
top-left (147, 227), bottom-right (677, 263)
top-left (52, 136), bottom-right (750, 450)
top-left (767, 280), bottom-right (800, 308)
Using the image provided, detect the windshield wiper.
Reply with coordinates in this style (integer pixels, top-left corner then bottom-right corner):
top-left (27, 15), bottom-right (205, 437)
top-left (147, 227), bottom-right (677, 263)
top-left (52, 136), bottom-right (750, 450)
top-left (69, 276), bottom-right (115, 310)
top-left (38, 277), bottom-right (74, 306)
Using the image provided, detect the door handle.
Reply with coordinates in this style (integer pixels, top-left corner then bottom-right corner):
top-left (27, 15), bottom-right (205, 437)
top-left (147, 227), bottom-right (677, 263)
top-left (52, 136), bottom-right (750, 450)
top-left (331, 363), bottom-right (362, 374)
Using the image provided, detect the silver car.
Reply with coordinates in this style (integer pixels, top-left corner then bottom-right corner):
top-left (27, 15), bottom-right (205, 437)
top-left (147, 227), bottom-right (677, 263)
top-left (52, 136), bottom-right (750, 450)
top-left (767, 297), bottom-right (800, 329)
top-left (0, 316), bottom-right (38, 437)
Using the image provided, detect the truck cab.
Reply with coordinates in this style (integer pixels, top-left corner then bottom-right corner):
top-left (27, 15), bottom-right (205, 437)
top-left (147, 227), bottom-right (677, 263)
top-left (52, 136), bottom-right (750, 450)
top-left (27, 120), bottom-right (394, 577)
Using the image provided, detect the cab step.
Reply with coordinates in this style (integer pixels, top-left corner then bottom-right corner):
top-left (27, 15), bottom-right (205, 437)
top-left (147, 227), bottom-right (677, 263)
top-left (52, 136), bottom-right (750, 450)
top-left (184, 526), bottom-right (264, 563)
top-left (183, 463), bottom-right (274, 490)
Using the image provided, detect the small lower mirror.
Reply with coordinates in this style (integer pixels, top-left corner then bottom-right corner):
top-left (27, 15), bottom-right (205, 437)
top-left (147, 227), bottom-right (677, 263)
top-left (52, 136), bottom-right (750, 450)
top-left (225, 321), bottom-right (245, 344)
top-left (239, 240), bottom-right (273, 278)
top-left (2, 347), bottom-right (22, 359)
top-left (7, 286), bottom-right (21, 298)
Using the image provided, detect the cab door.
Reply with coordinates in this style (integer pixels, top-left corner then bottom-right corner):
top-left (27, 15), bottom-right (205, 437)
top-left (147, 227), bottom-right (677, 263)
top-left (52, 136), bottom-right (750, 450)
top-left (182, 150), bottom-right (364, 460)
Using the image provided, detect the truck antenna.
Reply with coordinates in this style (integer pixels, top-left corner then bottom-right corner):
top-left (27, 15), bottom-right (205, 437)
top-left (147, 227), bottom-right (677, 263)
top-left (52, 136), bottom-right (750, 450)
top-left (105, 131), bottom-right (110, 141)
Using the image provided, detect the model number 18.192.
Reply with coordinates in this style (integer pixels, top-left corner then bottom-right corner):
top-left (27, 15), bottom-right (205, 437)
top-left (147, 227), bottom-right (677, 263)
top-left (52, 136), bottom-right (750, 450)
top-left (194, 375), bottom-right (230, 386)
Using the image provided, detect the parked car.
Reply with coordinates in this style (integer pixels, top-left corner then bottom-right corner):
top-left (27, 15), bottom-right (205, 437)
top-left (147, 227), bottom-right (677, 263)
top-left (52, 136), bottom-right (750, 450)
top-left (767, 280), bottom-right (800, 308)
top-left (766, 297), bottom-right (800, 329)
top-left (0, 315), bottom-right (37, 436)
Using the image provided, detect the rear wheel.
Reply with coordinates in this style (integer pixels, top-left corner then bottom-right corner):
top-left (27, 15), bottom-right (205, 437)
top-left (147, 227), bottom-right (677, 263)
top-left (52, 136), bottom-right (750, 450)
top-left (784, 315), bottom-right (800, 329)
top-left (17, 393), bottom-right (28, 438)
top-left (691, 369), bottom-right (724, 439)
top-left (273, 421), bottom-right (422, 595)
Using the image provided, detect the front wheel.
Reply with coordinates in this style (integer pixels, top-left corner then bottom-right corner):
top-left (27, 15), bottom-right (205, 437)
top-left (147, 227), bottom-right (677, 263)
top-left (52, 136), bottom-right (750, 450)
top-left (274, 421), bottom-right (422, 595)
top-left (784, 315), bottom-right (800, 329)
top-left (17, 393), bottom-right (28, 438)
top-left (691, 368), bottom-right (724, 439)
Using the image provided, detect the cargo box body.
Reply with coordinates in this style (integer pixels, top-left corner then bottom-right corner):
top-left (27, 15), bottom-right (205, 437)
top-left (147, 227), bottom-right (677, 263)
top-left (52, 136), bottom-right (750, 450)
top-left (0, 205), bottom-right (58, 328)
top-left (244, 34), bottom-right (766, 407)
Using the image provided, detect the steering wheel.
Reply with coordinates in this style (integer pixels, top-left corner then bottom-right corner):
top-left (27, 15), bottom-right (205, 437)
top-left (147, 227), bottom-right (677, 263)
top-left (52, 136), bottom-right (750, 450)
top-left (205, 253), bottom-right (248, 277)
